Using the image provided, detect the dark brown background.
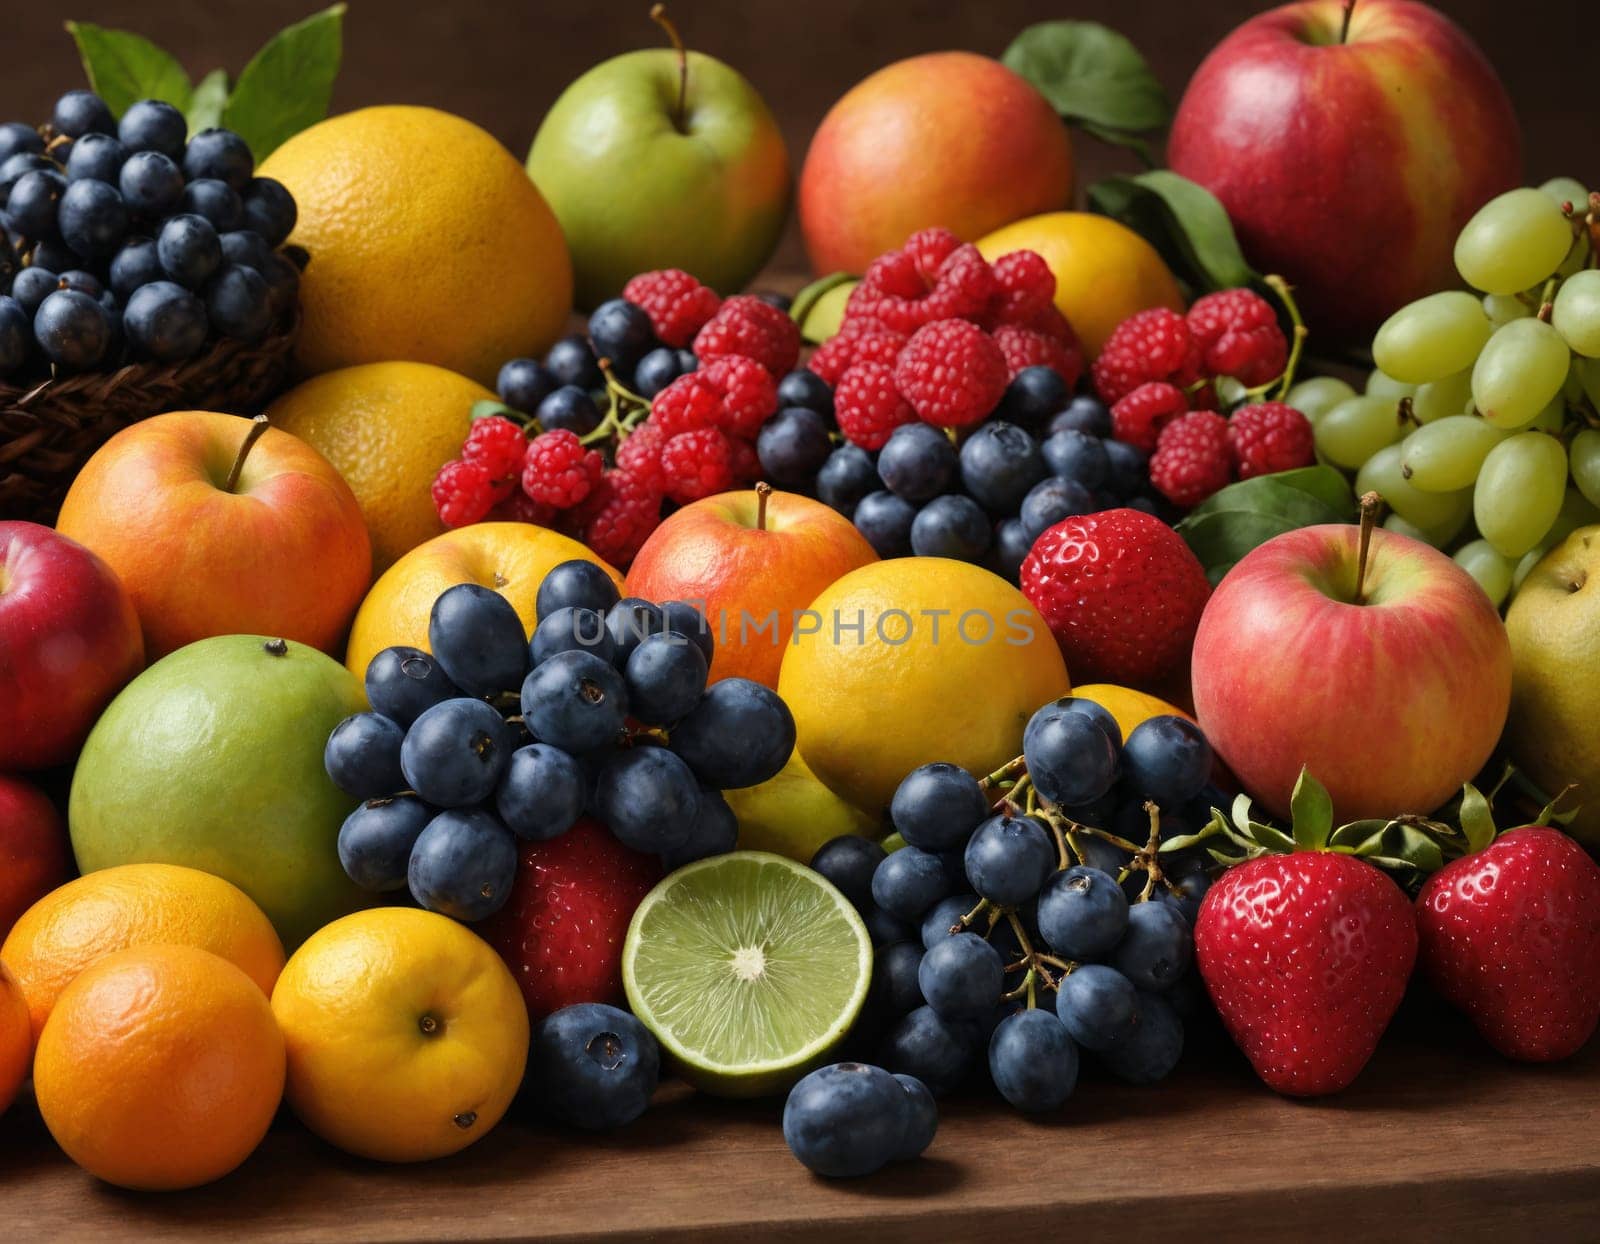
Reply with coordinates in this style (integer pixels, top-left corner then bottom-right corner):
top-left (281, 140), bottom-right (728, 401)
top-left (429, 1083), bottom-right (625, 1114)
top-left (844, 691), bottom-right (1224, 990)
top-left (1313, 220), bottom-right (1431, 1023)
top-left (2, 0), bottom-right (1591, 270)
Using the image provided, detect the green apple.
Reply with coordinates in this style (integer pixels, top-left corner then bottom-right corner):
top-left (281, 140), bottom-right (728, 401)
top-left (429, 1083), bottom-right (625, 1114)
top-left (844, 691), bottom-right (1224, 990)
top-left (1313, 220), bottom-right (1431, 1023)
top-left (69, 634), bottom-right (369, 948)
top-left (527, 41), bottom-right (791, 309)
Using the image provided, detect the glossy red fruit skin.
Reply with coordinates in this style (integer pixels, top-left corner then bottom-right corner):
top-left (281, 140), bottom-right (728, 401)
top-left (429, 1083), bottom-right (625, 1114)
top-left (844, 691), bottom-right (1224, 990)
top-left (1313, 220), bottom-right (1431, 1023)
top-left (1195, 851), bottom-right (1417, 1096)
top-left (1416, 827), bottom-right (1600, 1062)
top-left (479, 817), bottom-right (662, 1022)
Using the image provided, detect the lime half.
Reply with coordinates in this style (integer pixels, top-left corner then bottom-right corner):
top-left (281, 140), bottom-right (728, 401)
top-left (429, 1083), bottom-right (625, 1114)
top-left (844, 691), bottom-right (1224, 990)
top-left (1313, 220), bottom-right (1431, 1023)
top-left (622, 851), bottom-right (872, 1098)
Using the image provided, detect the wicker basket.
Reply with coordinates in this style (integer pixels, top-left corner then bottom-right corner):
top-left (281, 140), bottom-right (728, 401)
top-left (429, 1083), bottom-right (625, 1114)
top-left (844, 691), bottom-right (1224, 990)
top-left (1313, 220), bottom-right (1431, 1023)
top-left (0, 311), bottom-right (300, 525)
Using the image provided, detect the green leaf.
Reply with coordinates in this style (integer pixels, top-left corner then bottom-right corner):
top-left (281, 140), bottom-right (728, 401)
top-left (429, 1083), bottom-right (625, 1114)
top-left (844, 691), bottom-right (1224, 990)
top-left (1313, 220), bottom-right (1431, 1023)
top-left (1175, 468), bottom-right (1356, 581)
top-left (222, 4), bottom-right (346, 161)
top-left (1088, 170), bottom-right (1256, 293)
top-left (1245, 819), bottom-right (1297, 855)
top-left (1289, 768), bottom-right (1334, 850)
top-left (186, 69), bottom-right (229, 133)
top-left (1160, 812), bottom-right (1227, 853)
top-left (470, 399), bottom-right (523, 423)
top-left (1458, 782), bottom-right (1498, 855)
top-left (1389, 823), bottom-right (1445, 873)
top-left (1001, 21), bottom-right (1170, 135)
top-left (66, 22), bottom-right (191, 118)
top-left (1230, 793), bottom-right (1255, 834)
top-left (1331, 819), bottom-right (1390, 849)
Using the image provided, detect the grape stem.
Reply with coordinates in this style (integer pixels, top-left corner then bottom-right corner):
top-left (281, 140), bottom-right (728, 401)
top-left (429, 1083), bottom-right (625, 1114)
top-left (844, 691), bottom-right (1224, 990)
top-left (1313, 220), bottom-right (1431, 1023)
top-left (224, 415), bottom-right (271, 493)
top-left (1354, 490), bottom-right (1381, 606)
top-left (1263, 274), bottom-right (1310, 402)
top-left (649, 4), bottom-right (690, 133)
top-left (980, 754), bottom-right (1029, 795)
top-left (582, 360), bottom-right (652, 447)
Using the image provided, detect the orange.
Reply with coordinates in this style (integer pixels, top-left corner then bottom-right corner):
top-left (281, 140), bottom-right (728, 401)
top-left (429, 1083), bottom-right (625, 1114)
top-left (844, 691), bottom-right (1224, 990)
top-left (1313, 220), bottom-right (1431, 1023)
top-left (271, 908), bottom-right (528, 1163)
top-left (267, 362), bottom-right (497, 574)
top-left (0, 962), bottom-right (28, 1116)
top-left (2, 863), bottom-right (285, 1048)
top-left (33, 944), bottom-right (284, 1191)
top-left (259, 106), bottom-right (572, 384)
top-left (345, 521), bottom-right (622, 679)
top-left (977, 212), bottom-right (1185, 357)
top-left (1073, 683), bottom-right (1195, 744)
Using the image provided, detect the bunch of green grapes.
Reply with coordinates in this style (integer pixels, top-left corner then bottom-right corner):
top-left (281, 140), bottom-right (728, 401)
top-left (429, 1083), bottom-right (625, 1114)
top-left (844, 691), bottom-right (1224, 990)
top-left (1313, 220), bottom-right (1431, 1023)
top-left (1291, 178), bottom-right (1600, 608)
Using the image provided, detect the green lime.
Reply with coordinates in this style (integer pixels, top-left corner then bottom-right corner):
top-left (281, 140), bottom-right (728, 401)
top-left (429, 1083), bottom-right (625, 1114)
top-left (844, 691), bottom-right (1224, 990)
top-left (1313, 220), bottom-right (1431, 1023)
top-left (621, 850), bottom-right (871, 1098)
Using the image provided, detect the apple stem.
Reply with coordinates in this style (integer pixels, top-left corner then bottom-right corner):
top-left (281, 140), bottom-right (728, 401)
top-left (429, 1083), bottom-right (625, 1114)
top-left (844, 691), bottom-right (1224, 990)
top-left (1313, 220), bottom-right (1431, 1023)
top-left (755, 480), bottom-right (771, 531)
top-left (225, 414), bottom-right (271, 493)
top-left (1338, 0), bottom-right (1357, 42)
top-left (1354, 490), bottom-right (1381, 606)
top-left (649, 3), bottom-right (689, 133)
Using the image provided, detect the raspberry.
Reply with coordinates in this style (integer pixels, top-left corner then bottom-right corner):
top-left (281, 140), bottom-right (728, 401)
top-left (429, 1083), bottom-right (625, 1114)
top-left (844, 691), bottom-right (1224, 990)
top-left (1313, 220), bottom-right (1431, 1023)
top-left (894, 319), bottom-right (1008, 428)
top-left (650, 374), bottom-right (721, 438)
top-left (461, 415), bottom-right (528, 484)
top-left (659, 427), bottom-right (737, 504)
top-left (431, 459), bottom-right (496, 529)
top-left (804, 327), bottom-right (906, 387)
top-left (621, 269), bottom-right (722, 347)
top-left (993, 324), bottom-right (1084, 390)
top-left (615, 419), bottom-right (668, 486)
top-left (807, 333), bottom-right (857, 386)
top-left (727, 434), bottom-right (761, 484)
top-left (903, 227), bottom-right (963, 281)
top-left (1149, 411), bottom-right (1234, 508)
top-left (1187, 289), bottom-right (1288, 388)
top-left (693, 295), bottom-right (800, 376)
top-left (488, 491), bottom-right (557, 526)
top-left (988, 249), bottom-right (1057, 325)
top-left (834, 361), bottom-right (916, 450)
top-left (700, 355), bottom-right (777, 439)
top-left (847, 240), bottom-right (997, 335)
top-left (1092, 307), bottom-right (1205, 406)
top-left (1112, 382), bottom-right (1190, 454)
top-left (1020, 508), bottom-right (1211, 686)
top-left (568, 469), bottom-right (663, 568)
top-left (1228, 401), bottom-right (1316, 479)
top-left (522, 429), bottom-right (605, 509)
top-left (1017, 302), bottom-right (1078, 345)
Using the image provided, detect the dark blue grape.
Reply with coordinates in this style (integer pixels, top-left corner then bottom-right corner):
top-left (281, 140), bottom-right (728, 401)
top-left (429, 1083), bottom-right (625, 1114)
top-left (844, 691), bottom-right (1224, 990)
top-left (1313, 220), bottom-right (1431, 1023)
top-left (52, 91), bottom-right (116, 139)
top-left (324, 711), bottom-right (406, 799)
top-left (757, 406), bottom-right (832, 486)
top-left (545, 332), bottom-right (602, 389)
top-left (1023, 706), bottom-right (1118, 807)
top-left (107, 239), bottom-right (161, 300)
top-left (0, 123), bottom-right (43, 164)
top-left (872, 940), bottom-right (926, 1018)
top-left (1042, 429), bottom-right (1110, 489)
top-left (891, 1073), bottom-right (937, 1161)
top-left (182, 128), bottom-right (254, 191)
top-left (65, 132), bottom-right (126, 184)
top-left (604, 597), bottom-right (666, 664)
top-left (910, 494), bottom-right (991, 561)
top-left (879, 1005), bottom-right (978, 1095)
top-left (217, 230), bottom-right (274, 275)
top-left (180, 177), bottom-right (244, 232)
top-left (778, 369), bottom-right (833, 418)
top-left (632, 346), bottom-right (686, 398)
top-left (877, 423), bottom-right (957, 502)
top-left (1111, 901), bottom-right (1193, 991)
top-left (988, 1008), bottom-right (1078, 1112)
top-left (595, 745), bottom-right (701, 853)
top-left (1036, 695), bottom-right (1123, 749)
top-left (918, 932), bottom-right (1002, 1019)
top-left (661, 787), bottom-right (738, 870)
top-left (32, 288), bottom-right (110, 370)
top-left (58, 178), bottom-right (127, 258)
top-left (588, 298), bottom-right (656, 376)
top-left (407, 808), bottom-right (517, 921)
top-left (995, 365), bottom-right (1069, 432)
top-left (669, 677), bottom-right (793, 789)
top-left (156, 214), bottom-right (221, 289)
top-left (659, 599), bottom-right (714, 665)
top-left (1160, 862), bottom-right (1211, 928)
top-left (1122, 716), bottom-right (1213, 808)
top-left (963, 815), bottom-right (1054, 907)
top-left (258, 251), bottom-right (300, 318)
top-left (1054, 962), bottom-right (1139, 1049)
top-left (205, 263), bottom-right (271, 341)
top-left (1020, 475), bottom-right (1095, 540)
top-left (532, 1003), bottom-right (660, 1130)
top-left (992, 517), bottom-right (1033, 582)
top-left (400, 698), bottom-right (512, 807)
top-left (239, 176), bottom-right (296, 247)
top-left (428, 582), bottom-right (528, 697)
top-left (338, 794), bottom-right (431, 892)
top-left (863, 903), bottom-right (916, 947)
top-left (1048, 395), bottom-right (1112, 439)
top-left (853, 490), bottom-right (917, 558)
top-left (118, 99), bottom-right (186, 159)
top-left (1037, 866), bottom-right (1128, 960)
top-left (531, 605), bottom-right (617, 667)
top-left (117, 150), bottom-right (183, 216)
top-left (536, 384), bottom-right (601, 436)
top-left (810, 836), bottom-right (885, 911)
top-left (1103, 438), bottom-right (1148, 498)
top-left (7, 170), bottom-right (65, 239)
top-left (624, 632), bottom-right (707, 725)
top-left (1101, 990), bottom-right (1184, 1083)
top-left (496, 742), bottom-right (585, 841)
top-left (520, 650), bottom-right (627, 754)
top-left (0, 153), bottom-right (52, 202)
top-left (891, 763), bottom-right (988, 852)
top-left (0, 296), bottom-right (29, 376)
top-left (496, 356), bottom-right (553, 413)
top-left (26, 239), bottom-right (78, 274)
top-left (959, 421), bottom-right (1047, 512)
top-left (783, 1062), bottom-right (909, 1178)
top-left (536, 558), bottom-right (620, 618)
top-left (10, 267), bottom-right (57, 315)
top-left (817, 445), bottom-right (877, 519)
top-left (364, 645), bottom-right (458, 726)
top-left (872, 846), bottom-right (954, 922)
top-left (55, 270), bottom-right (102, 296)
top-left (920, 892), bottom-right (979, 949)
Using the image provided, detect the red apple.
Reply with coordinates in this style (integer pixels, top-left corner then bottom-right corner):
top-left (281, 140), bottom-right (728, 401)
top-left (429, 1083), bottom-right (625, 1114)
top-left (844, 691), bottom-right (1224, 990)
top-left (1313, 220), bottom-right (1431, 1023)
top-left (626, 486), bottom-right (877, 688)
top-left (799, 52), bottom-right (1075, 275)
top-left (0, 775), bottom-right (70, 940)
top-left (0, 522), bottom-right (144, 770)
top-left (1191, 520), bottom-right (1511, 821)
top-left (55, 412), bottom-right (372, 660)
top-left (1168, 0), bottom-right (1520, 342)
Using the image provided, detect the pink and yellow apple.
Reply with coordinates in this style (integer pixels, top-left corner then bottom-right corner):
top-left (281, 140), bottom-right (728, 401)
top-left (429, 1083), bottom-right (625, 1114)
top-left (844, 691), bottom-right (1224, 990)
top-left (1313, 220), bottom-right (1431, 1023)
top-left (0, 522), bottom-right (144, 770)
top-left (799, 52), bottom-right (1074, 275)
top-left (1191, 522), bottom-right (1511, 821)
top-left (625, 487), bottom-right (877, 688)
top-left (1168, 0), bottom-right (1521, 342)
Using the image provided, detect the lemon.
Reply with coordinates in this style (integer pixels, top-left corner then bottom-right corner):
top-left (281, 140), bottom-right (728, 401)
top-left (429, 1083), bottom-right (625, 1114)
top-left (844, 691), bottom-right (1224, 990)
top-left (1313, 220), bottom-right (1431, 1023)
top-left (724, 749), bottom-right (880, 861)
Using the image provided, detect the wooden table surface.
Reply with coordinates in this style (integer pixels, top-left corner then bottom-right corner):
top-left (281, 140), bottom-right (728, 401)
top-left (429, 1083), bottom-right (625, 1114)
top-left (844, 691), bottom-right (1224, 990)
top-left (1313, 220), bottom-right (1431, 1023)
top-left (4, 1000), bottom-right (1597, 1244)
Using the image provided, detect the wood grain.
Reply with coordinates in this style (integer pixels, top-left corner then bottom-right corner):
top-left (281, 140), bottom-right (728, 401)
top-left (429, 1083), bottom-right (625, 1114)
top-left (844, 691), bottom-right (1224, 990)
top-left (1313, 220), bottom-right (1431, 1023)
top-left (4, 1003), bottom-right (1597, 1243)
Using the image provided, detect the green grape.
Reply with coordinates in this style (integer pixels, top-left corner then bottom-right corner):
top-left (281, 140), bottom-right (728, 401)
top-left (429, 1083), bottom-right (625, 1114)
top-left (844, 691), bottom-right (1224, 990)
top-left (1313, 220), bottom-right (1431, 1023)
top-left (1371, 292), bottom-right (1491, 384)
top-left (1399, 415), bottom-right (1507, 492)
top-left (1473, 432), bottom-right (1567, 557)
top-left (1383, 512), bottom-right (1437, 546)
top-left (1355, 443), bottom-right (1473, 533)
top-left (1541, 177), bottom-right (1590, 210)
top-left (1365, 368), bottom-right (1417, 401)
top-left (1552, 270), bottom-right (1600, 358)
top-left (1285, 376), bottom-right (1357, 423)
top-left (1575, 357), bottom-right (1600, 411)
top-left (1525, 394), bottom-right (1568, 434)
top-left (1453, 539), bottom-right (1514, 607)
top-left (1409, 369), bottom-right (1473, 425)
top-left (1483, 294), bottom-right (1533, 328)
top-left (1569, 427), bottom-right (1600, 508)
top-left (1512, 545), bottom-right (1548, 592)
top-left (1471, 318), bottom-right (1572, 428)
top-left (1315, 395), bottom-right (1403, 470)
top-left (1546, 485), bottom-right (1600, 546)
top-left (1454, 187), bottom-right (1576, 295)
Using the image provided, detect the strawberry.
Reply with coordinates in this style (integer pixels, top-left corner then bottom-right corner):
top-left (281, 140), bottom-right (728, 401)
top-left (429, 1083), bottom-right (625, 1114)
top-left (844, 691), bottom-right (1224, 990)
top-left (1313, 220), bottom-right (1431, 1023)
top-left (1195, 851), bottom-right (1417, 1096)
top-left (1416, 826), bottom-right (1600, 1062)
top-left (479, 817), bottom-right (662, 1022)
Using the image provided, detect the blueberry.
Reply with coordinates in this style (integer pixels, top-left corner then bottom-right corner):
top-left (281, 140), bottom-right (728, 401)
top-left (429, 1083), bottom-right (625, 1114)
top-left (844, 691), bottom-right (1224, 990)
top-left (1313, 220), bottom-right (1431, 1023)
top-left (660, 787), bottom-right (738, 870)
top-left (205, 263), bottom-right (272, 341)
top-left (407, 808), bottom-right (518, 922)
top-left (810, 836), bottom-right (886, 911)
top-left (910, 494), bottom-right (991, 562)
top-left (65, 132), bottom-right (126, 184)
top-left (755, 290), bottom-right (792, 311)
top-left (536, 384), bottom-right (601, 436)
top-left (496, 357), bottom-right (553, 413)
top-left (853, 490), bottom-right (917, 558)
top-left (872, 846), bottom-right (954, 922)
top-left (995, 365), bottom-right (1069, 431)
top-left (777, 369), bottom-right (834, 418)
top-left (1023, 707), bottom-right (1118, 808)
top-left (1037, 867), bottom-right (1129, 961)
top-left (988, 1008), bottom-right (1078, 1113)
top-left (963, 814), bottom-right (1054, 908)
top-left (1111, 900), bottom-right (1193, 991)
top-left (127, 279), bottom-right (208, 362)
top-left (783, 1062), bottom-right (909, 1177)
top-left (32, 288), bottom-right (111, 370)
top-left (877, 423), bottom-right (957, 502)
top-left (870, 939), bottom-right (926, 1020)
top-left (520, 650), bottom-right (628, 754)
top-left (428, 582), bottom-right (528, 698)
top-left (530, 605), bottom-right (617, 667)
top-left (258, 251), bottom-right (301, 318)
top-left (56, 269), bottom-right (103, 297)
top-left (1122, 716), bottom-right (1214, 808)
top-left (52, 91), bottom-right (116, 139)
top-left (959, 421), bottom-right (1047, 512)
top-left (918, 932), bottom-right (1002, 1019)
top-left (400, 698), bottom-right (512, 807)
top-left (992, 518), bottom-right (1033, 583)
top-left (58, 178), bottom-right (127, 259)
top-left (1161, 863), bottom-right (1211, 928)
top-left (879, 1005), bottom-right (978, 1095)
top-left (1103, 438), bottom-right (1149, 498)
top-left (536, 558), bottom-right (621, 618)
top-left (337, 794), bottom-right (431, 892)
top-left (1042, 429), bottom-right (1110, 489)
top-left (0, 296), bottom-right (29, 376)
top-left (1100, 990), bottom-right (1184, 1084)
top-left (659, 599), bottom-right (715, 665)
top-left (6, 170), bottom-right (66, 240)
top-left (118, 99), bottom-right (186, 159)
top-left (1048, 395), bottom-right (1113, 439)
top-left (891, 1073), bottom-right (937, 1161)
top-left (863, 903), bottom-right (916, 947)
top-left (674, 348), bottom-right (698, 375)
top-left (324, 711), bottom-right (406, 799)
top-left (544, 332), bottom-right (602, 389)
top-left (220, 232), bottom-right (272, 275)
top-left (10, 267), bottom-right (57, 315)
top-left (0, 153), bottom-right (52, 202)
top-left (0, 123), bottom-right (43, 164)
top-left (239, 176), bottom-right (296, 247)
top-left (182, 128), bottom-right (254, 192)
top-left (1020, 475), bottom-right (1095, 541)
top-left (117, 149), bottom-right (183, 216)
top-left (891, 762), bottom-right (988, 852)
top-left (1077, 832), bottom-right (1133, 877)
top-left (1054, 962), bottom-right (1139, 1050)
top-left (604, 597), bottom-right (666, 664)
top-left (531, 1003), bottom-right (660, 1131)
top-left (757, 406), bottom-right (832, 486)
top-left (594, 744), bottom-right (701, 853)
top-left (156, 213), bottom-right (221, 289)
top-left (364, 645), bottom-right (459, 727)
top-left (669, 676), bottom-right (794, 789)
top-left (588, 298), bottom-right (656, 374)
top-left (625, 632), bottom-right (707, 726)
top-left (26, 239), bottom-right (79, 275)
top-left (496, 742), bottom-right (585, 841)
top-left (107, 239), bottom-right (162, 299)
top-left (180, 177), bottom-right (244, 231)
top-left (632, 345), bottom-right (685, 398)
top-left (1035, 695), bottom-right (1123, 750)
top-left (920, 892), bottom-right (979, 949)
top-left (817, 445), bottom-right (877, 519)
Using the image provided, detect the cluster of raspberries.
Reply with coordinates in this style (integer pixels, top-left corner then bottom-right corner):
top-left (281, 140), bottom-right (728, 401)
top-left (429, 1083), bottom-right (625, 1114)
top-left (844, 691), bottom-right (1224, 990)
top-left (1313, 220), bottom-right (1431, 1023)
top-left (807, 228), bottom-right (1085, 449)
top-left (1091, 289), bottom-right (1314, 508)
top-left (431, 272), bottom-right (799, 566)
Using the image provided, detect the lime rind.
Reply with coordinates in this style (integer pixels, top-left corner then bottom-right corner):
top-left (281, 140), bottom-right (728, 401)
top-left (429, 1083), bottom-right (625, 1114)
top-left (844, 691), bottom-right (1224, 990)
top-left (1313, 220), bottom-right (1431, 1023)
top-left (621, 851), bottom-right (872, 1098)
